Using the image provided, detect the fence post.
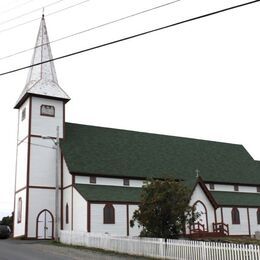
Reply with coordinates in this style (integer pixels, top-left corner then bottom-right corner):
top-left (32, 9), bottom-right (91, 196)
top-left (201, 241), bottom-right (206, 260)
top-left (158, 238), bottom-right (164, 259)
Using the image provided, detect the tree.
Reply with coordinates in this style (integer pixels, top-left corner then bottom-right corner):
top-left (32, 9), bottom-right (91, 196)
top-left (0, 212), bottom-right (13, 232)
top-left (130, 179), bottom-right (197, 239)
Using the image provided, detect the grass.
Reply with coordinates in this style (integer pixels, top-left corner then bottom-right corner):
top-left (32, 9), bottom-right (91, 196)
top-left (194, 236), bottom-right (260, 246)
top-left (50, 240), bottom-right (152, 259)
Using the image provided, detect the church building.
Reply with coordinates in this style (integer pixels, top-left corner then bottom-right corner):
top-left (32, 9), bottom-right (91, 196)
top-left (13, 16), bottom-right (260, 239)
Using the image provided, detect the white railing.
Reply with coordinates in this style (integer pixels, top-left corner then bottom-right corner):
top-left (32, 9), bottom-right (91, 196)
top-left (60, 230), bottom-right (260, 260)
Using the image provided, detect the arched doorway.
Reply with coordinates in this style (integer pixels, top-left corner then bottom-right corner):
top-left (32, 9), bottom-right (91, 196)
top-left (36, 209), bottom-right (54, 239)
top-left (193, 201), bottom-right (208, 231)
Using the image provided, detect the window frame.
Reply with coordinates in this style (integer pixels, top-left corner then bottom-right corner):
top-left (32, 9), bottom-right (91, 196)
top-left (209, 183), bottom-right (215, 190)
top-left (65, 203), bottom-right (69, 224)
top-left (103, 204), bottom-right (115, 224)
top-left (40, 104), bottom-right (55, 117)
top-left (21, 108), bottom-right (26, 121)
top-left (123, 178), bottom-right (130, 186)
top-left (17, 197), bottom-right (22, 223)
top-left (90, 176), bottom-right (96, 184)
top-left (231, 207), bottom-right (240, 224)
top-left (257, 208), bottom-right (260, 225)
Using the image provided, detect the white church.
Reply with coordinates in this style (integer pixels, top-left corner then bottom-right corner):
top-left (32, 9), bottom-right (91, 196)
top-left (13, 16), bottom-right (260, 239)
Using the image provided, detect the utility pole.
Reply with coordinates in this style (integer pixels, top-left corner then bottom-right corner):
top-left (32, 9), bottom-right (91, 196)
top-left (55, 126), bottom-right (60, 241)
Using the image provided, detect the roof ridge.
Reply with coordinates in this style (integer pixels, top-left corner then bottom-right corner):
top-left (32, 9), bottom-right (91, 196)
top-left (65, 121), bottom-right (244, 147)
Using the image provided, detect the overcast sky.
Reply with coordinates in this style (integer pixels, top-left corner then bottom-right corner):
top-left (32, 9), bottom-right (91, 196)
top-left (0, 0), bottom-right (260, 219)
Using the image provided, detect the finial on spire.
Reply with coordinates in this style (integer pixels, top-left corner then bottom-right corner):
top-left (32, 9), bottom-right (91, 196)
top-left (42, 8), bottom-right (45, 18)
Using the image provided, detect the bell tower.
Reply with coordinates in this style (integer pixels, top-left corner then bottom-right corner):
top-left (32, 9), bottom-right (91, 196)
top-left (13, 15), bottom-right (70, 239)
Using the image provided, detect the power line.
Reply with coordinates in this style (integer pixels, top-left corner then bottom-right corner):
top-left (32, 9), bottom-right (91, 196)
top-left (45, 0), bottom-right (91, 18)
top-left (0, 0), bottom-right (36, 15)
top-left (0, 0), bottom-right (182, 61)
top-left (0, 0), bottom-right (67, 27)
top-left (0, 0), bottom-right (91, 34)
top-left (1, 0), bottom-right (259, 77)
top-left (0, 17), bottom-right (40, 34)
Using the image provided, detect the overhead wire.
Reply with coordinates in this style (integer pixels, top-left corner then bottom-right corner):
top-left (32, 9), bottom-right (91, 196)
top-left (0, 0), bottom-right (182, 61)
top-left (0, 0), bottom-right (91, 34)
top-left (0, 0), bottom-right (259, 77)
top-left (0, 0), bottom-right (67, 26)
top-left (0, 0), bottom-right (36, 15)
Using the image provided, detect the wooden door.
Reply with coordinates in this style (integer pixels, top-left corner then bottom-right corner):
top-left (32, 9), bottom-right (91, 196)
top-left (37, 210), bottom-right (53, 239)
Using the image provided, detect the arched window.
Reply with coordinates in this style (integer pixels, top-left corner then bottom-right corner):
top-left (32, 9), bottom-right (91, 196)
top-left (231, 208), bottom-right (240, 224)
top-left (103, 204), bottom-right (115, 224)
top-left (193, 200), bottom-right (208, 231)
top-left (65, 203), bottom-right (69, 224)
top-left (17, 197), bottom-right (22, 223)
top-left (257, 208), bottom-right (260, 225)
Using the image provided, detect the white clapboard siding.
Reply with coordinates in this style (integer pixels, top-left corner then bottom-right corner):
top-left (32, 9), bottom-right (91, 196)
top-left (60, 231), bottom-right (260, 260)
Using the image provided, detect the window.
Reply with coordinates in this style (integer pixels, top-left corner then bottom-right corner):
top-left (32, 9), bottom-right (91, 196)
top-left (17, 197), bottom-right (22, 223)
top-left (234, 185), bottom-right (239, 191)
top-left (257, 186), bottom-right (260, 193)
top-left (231, 208), bottom-right (240, 224)
top-left (65, 203), bottom-right (69, 224)
top-left (257, 209), bottom-right (260, 225)
top-left (21, 108), bottom-right (26, 121)
top-left (103, 204), bottom-right (115, 224)
top-left (40, 105), bottom-right (55, 117)
top-left (123, 179), bottom-right (129, 186)
top-left (90, 176), bottom-right (96, 184)
top-left (209, 183), bottom-right (214, 190)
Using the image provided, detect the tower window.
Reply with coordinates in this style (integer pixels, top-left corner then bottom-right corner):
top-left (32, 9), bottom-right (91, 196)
top-left (17, 197), bottom-right (22, 223)
top-left (103, 204), bottom-right (115, 224)
top-left (21, 108), bottom-right (26, 121)
top-left (40, 105), bottom-right (55, 117)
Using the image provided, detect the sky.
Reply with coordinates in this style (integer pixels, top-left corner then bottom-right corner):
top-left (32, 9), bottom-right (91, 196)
top-left (0, 0), bottom-right (260, 219)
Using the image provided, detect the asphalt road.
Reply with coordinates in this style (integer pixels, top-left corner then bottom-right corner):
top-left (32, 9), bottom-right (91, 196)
top-left (0, 239), bottom-right (147, 260)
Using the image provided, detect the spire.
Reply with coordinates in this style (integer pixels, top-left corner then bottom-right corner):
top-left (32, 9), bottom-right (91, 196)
top-left (15, 16), bottom-right (70, 108)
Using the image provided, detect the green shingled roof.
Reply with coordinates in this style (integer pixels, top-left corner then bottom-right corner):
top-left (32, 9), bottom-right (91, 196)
top-left (75, 184), bottom-right (141, 203)
top-left (211, 191), bottom-right (260, 207)
top-left (60, 123), bottom-right (260, 185)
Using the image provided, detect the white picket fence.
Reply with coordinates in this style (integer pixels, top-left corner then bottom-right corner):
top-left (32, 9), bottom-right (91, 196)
top-left (60, 230), bottom-right (260, 259)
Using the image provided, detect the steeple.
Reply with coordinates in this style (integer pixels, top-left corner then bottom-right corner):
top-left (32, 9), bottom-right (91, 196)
top-left (14, 15), bottom-right (70, 109)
